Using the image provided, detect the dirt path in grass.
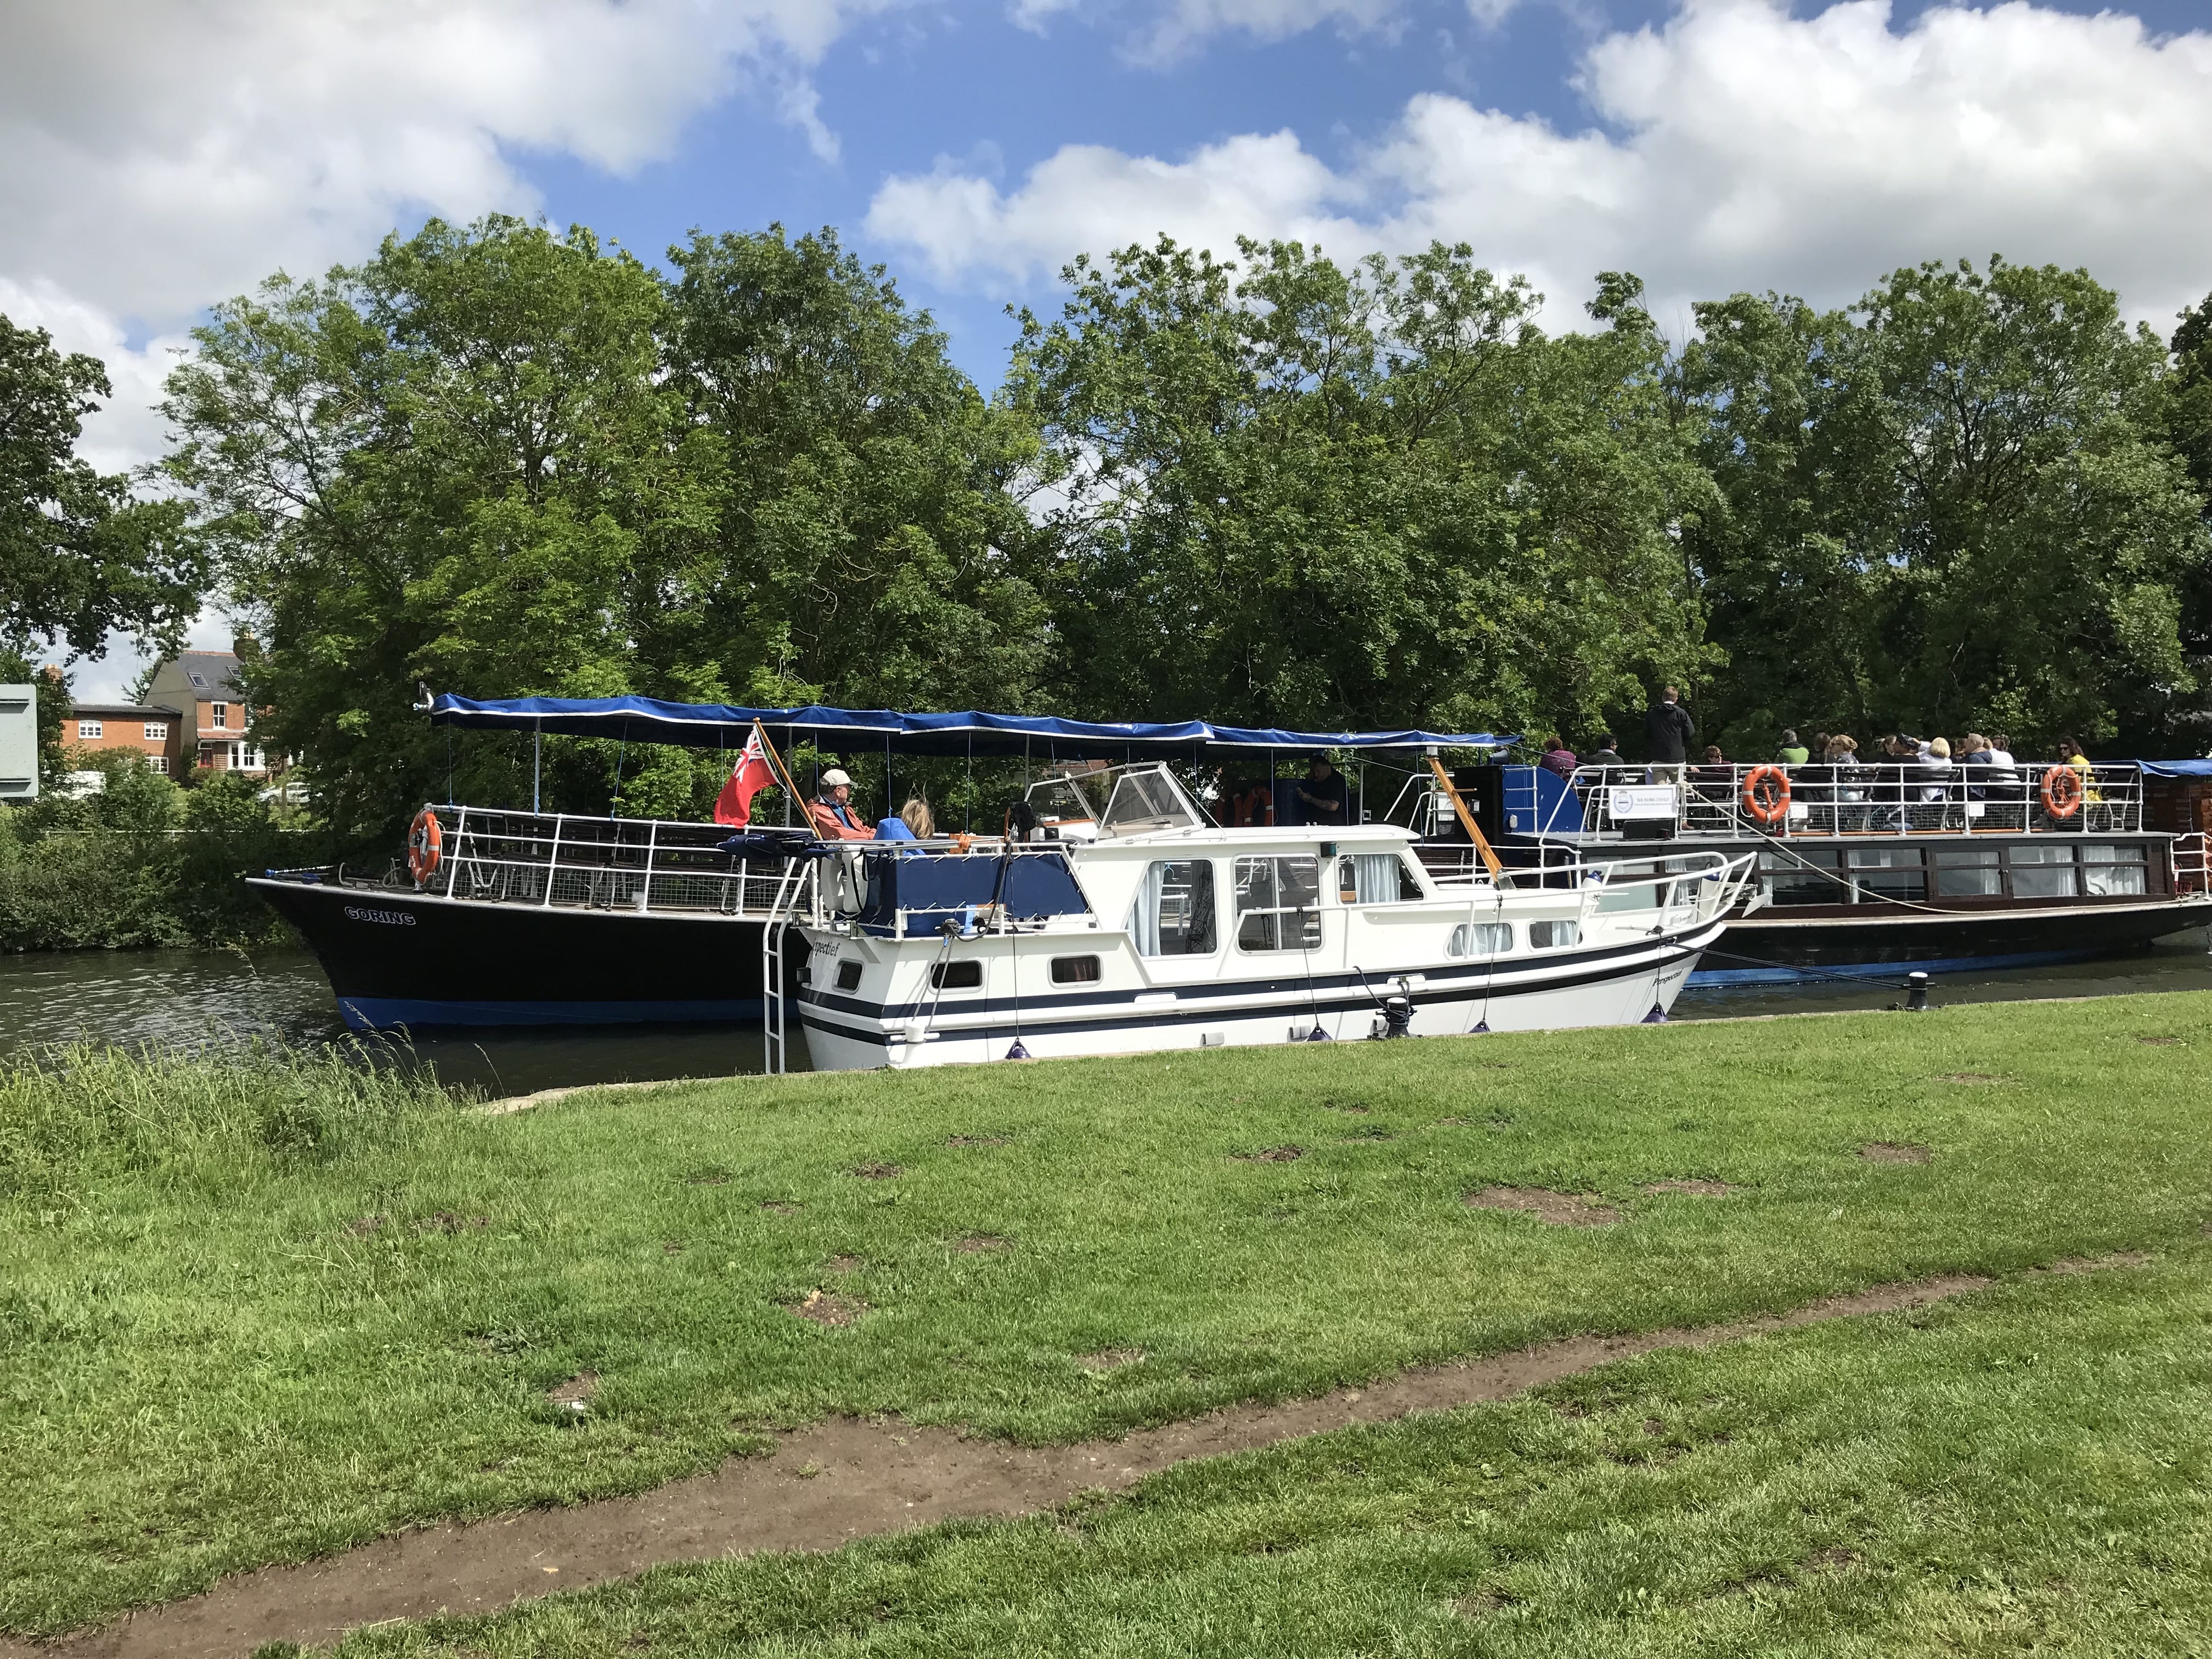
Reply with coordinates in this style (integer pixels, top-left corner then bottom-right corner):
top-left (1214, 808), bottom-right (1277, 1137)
top-left (13, 1261), bottom-right (2139, 1659)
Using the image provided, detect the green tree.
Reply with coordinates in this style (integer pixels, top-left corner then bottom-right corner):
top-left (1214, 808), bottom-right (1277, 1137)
top-left (1, 315), bottom-right (202, 659)
top-left (662, 225), bottom-right (1049, 713)
top-left (163, 217), bottom-right (725, 834)
top-left (1009, 237), bottom-right (1711, 738)
top-left (1679, 257), bottom-right (2211, 753)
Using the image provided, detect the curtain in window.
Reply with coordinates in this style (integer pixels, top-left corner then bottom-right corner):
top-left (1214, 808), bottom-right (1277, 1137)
top-left (1128, 861), bottom-right (1167, 957)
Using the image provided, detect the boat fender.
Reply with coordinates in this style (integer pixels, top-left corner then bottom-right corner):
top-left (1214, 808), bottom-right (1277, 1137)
top-left (2040, 765), bottom-right (2082, 820)
top-left (1740, 765), bottom-right (1791, 827)
top-left (407, 806), bottom-right (443, 888)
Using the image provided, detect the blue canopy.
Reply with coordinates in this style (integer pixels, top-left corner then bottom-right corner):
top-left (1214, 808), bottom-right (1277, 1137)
top-left (2134, 758), bottom-right (2212, 778)
top-left (426, 693), bottom-right (1515, 759)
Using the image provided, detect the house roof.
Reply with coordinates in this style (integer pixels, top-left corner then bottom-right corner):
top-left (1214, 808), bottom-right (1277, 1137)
top-left (168, 652), bottom-right (244, 697)
top-left (72, 703), bottom-right (184, 718)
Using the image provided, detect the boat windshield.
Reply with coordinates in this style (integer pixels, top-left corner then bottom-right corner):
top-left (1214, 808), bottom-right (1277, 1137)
top-left (1024, 763), bottom-right (1207, 838)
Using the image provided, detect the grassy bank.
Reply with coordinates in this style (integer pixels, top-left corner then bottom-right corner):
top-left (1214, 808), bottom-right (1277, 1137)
top-left (3, 995), bottom-right (2209, 1634)
top-left (331, 1251), bottom-right (2212, 1657)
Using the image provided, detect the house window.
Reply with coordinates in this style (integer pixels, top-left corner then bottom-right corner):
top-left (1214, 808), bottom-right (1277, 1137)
top-left (1129, 859), bottom-right (1217, 957)
top-left (144, 722), bottom-right (167, 741)
top-left (188, 672), bottom-right (208, 688)
top-left (77, 720), bottom-right (103, 740)
top-left (149, 756), bottom-right (170, 776)
top-left (1234, 856), bottom-right (1322, 952)
top-left (212, 703), bottom-right (228, 729)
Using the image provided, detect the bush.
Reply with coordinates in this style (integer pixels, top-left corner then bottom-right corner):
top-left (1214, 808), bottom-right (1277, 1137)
top-left (0, 1039), bottom-right (465, 1199)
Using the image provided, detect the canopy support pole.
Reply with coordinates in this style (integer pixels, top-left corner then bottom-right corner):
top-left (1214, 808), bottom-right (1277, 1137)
top-left (532, 723), bottom-right (541, 815)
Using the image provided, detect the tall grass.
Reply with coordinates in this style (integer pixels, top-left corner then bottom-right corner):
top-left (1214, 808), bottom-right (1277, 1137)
top-left (0, 1039), bottom-right (466, 1199)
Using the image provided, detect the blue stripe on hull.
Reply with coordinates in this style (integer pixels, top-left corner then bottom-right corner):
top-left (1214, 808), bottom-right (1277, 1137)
top-left (336, 996), bottom-right (765, 1031)
top-left (1686, 949), bottom-right (2090, 988)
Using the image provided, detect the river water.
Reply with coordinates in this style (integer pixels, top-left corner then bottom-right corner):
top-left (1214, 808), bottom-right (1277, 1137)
top-left (3, 930), bottom-right (2209, 1095)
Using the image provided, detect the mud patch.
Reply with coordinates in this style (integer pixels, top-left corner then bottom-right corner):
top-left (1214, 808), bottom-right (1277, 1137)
top-left (35, 1262), bottom-right (2141, 1659)
top-left (545, 1373), bottom-right (599, 1407)
top-left (1859, 1142), bottom-right (1932, 1164)
top-left (662, 1241), bottom-right (686, 1255)
top-left (1322, 1101), bottom-right (1372, 1114)
top-left (343, 1215), bottom-right (385, 1237)
top-left (823, 1255), bottom-right (864, 1274)
top-left (851, 1163), bottom-right (904, 1181)
top-left (1337, 1127), bottom-right (1396, 1142)
top-left (1076, 1347), bottom-right (1143, 1372)
top-left (2135, 1035), bottom-right (2186, 1047)
top-left (1232, 1146), bottom-right (1305, 1164)
top-left (1463, 1186), bottom-right (1622, 1226)
top-left (760, 1200), bottom-right (803, 1216)
top-left (947, 1134), bottom-right (1009, 1148)
top-left (685, 1171), bottom-right (731, 1187)
top-left (414, 1212), bottom-right (492, 1234)
top-left (1454, 1589), bottom-right (1516, 1617)
top-left (1640, 1179), bottom-right (1741, 1197)
top-left (787, 1291), bottom-right (867, 1328)
top-left (1806, 1547), bottom-right (1862, 1571)
top-left (952, 1234), bottom-right (1011, 1254)
top-left (1943, 1073), bottom-right (2001, 1085)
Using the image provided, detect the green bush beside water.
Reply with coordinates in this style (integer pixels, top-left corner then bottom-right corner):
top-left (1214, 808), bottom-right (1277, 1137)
top-left (0, 763), bottom-right (345, 952)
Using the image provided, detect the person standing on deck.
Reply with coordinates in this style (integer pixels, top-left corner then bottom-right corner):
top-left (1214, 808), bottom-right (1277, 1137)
top-left (1294, 757), bottom-right (1349, 826)
top-left (1644, 687), bottom-right (1695, 771)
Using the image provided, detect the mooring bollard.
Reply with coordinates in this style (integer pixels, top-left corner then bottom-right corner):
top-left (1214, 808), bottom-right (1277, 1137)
top-left (1902, 971), bottom-right (1931, 1012)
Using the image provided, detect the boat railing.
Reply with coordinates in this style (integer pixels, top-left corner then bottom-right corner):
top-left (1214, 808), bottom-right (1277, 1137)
top-left (2174, 832), bottom-right (2211, 896)
top-left (1551, 762), bottom-right (2143, 840)
top-left (1429, 848), bottom-right (1753, 929)
top-left (411, 806), bottom-right (813, 918)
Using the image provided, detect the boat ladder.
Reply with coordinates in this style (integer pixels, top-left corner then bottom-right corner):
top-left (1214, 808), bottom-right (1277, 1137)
top-left (759, 856), bottom-right (819, 1075)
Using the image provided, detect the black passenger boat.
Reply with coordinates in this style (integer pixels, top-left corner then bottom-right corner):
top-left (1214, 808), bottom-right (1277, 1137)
top-left (1419, 759), bottom-right (2212, 984)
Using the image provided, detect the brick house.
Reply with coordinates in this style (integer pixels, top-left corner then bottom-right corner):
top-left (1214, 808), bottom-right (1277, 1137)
top-left (66, 700), bottom-right (186, 775)
top-left (142, 646), bottom-right (275, 776)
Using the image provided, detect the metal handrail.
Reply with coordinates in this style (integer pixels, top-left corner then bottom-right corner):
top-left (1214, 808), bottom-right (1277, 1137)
top-left (2174, 833), bottom-right (2210, 896)
top-left (1556, 762), bottom-right (2144, 840)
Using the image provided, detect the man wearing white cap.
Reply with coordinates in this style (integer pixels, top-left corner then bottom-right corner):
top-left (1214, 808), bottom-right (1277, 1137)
top-left (809, 768), bottom-right (876, 840)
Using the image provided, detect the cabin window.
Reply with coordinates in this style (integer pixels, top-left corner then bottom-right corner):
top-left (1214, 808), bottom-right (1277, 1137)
top-left (77, 720), bottom-right (102, 740)
top-left (1234, 856), bottom-right (1323, 952)
top-left (1529, 919), bottom-right (1581, 950)
top-left (2080, 844), bottom-right (2146, 895)
top-left (1338, 853), bottom-right (1424, 904)
top-left (1447, 922), bottom-right (1513, 957)
top-left (930, 960), bottom-right (984, 990)
top-left (1847, 847), bottom-right (1926, 904)
top-left (1933, 847), bottom-right (2002, 897)
top-left (1758, 849), bottom-right (1841, 906)
top-left (1130, 860), bottom-right (1216, 957)
top-left (1049, 955), bottom-right (1102, 984)
top-left (834, 960), bottom-right (862, 991)
top-left (2006, 844), bottom-right (2077, 899)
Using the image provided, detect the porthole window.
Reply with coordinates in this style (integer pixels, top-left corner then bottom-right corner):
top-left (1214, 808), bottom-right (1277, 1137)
top-left (930, 960), bottom-right (984, 990)
top-left (1049, 955), bottom-right (1101, 984)
top-left (835, 960), bottom-right (862, 991)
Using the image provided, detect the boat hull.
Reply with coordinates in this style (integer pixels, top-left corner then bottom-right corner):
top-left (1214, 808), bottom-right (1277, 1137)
top-left (1696, 896), bottom-right (2212, 985)
top-left (796, 919), bottom-right (1722, 1070)
top-left (247, 876), bottom-right (776, 1030)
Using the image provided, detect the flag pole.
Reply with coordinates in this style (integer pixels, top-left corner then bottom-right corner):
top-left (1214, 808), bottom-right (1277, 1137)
top-left (752, 720), bottom-right (812, 826)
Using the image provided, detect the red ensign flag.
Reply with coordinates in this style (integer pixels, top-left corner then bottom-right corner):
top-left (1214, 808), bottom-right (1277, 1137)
top-left (713, 726), bottom-right (777, 827)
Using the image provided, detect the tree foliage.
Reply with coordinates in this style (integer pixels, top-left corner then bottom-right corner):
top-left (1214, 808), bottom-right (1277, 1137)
top-left (0, 316), bottom-right (202, 659)
top-left (1678, 257), bottom-right (2211, 753)
top-left (1008, 238), bottom-right (1712, 738)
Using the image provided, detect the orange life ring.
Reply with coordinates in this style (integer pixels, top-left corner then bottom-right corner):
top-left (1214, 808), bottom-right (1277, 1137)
top-left (2040, 765), bottom-right (2082, 820)
top-left (1741, 764), bottom-right (1792, 827)
top-left (407, 806), bottom-right (443, 886)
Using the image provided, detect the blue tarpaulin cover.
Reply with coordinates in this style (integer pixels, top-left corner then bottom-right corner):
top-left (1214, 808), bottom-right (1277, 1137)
top-left (428, 693), bottom-right (1515, 759)
top-left (2133, 759), bottom-right (2212, 778)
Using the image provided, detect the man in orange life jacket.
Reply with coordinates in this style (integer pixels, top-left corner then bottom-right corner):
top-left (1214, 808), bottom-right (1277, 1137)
top-left (810, 768), bottom-right (876, 840)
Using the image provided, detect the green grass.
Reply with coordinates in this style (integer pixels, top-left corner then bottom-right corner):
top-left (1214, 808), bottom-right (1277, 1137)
top-left (329, 1250), bottom-right (2212, 1657)
top-left (4, 994), bottom-right (2211, 1635)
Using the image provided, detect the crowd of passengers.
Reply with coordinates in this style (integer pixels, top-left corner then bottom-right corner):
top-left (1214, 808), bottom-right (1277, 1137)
top-left (1533, 685), bottom-right (2100, 794)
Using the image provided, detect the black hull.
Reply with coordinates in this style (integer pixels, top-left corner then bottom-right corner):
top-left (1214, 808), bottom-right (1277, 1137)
top-left (248, 877), bottom-right (777, 1030)
top-left (1700, 898), bottom-right (2211, 984)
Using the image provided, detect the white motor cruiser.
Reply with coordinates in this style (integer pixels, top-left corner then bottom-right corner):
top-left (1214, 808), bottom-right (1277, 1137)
top-left (782, 763), bottom-right (1756, 1071)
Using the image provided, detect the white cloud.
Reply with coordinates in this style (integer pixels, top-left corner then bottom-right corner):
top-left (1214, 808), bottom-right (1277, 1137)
top-left (868, 0), bottom-right (2212, 331)
top-left (1130, 0), bottom-right (1408, 64)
